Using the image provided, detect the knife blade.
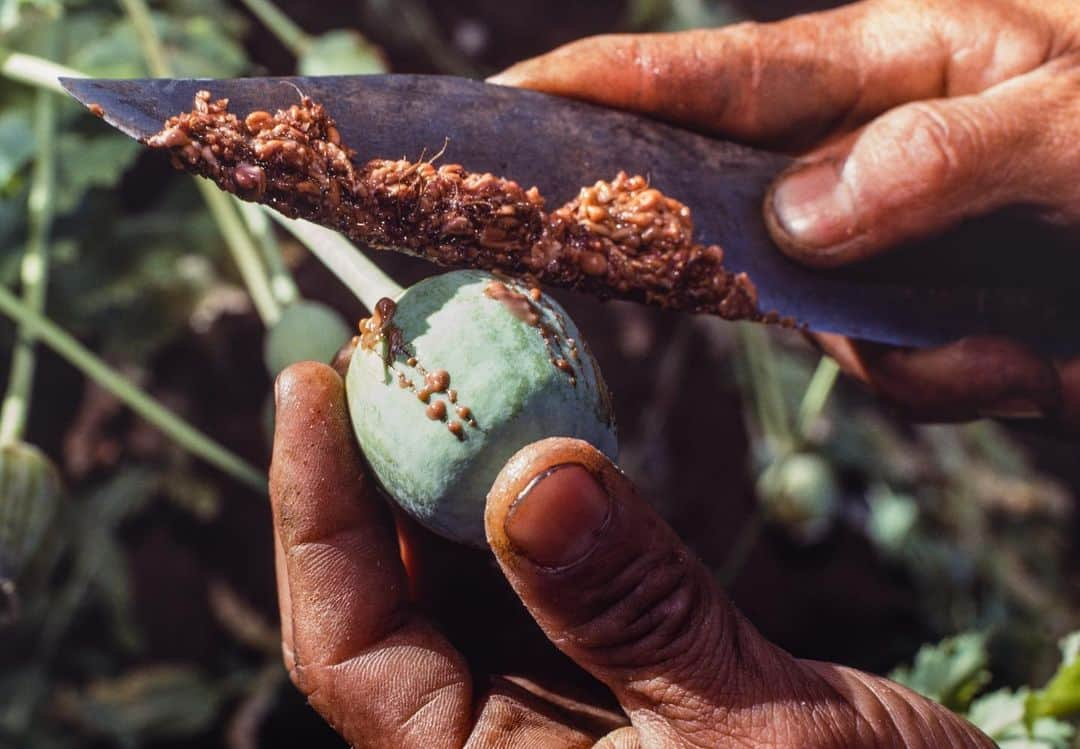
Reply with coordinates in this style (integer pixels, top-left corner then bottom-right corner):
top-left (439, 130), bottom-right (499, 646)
top-left (60, 74), bottom-right (1079, 354)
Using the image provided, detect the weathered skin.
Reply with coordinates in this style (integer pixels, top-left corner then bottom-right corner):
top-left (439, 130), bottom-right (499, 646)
top-left (492, 0), bottom-right (1080, 430)
top-left (346, 270), bottom-right (617, 546)
top-left (270, 362), bottom-right (996, 748)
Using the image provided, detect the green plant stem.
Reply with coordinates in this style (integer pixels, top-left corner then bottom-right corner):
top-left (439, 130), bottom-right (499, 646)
top-left (117, 0), bottom-right (170, 77)
top-left (41, 534), bottom-right (114, 655)
top-left (239, 200), bottom-right (299, 307)
top-left (269, 213), bottom-right (403, 309)
top-left (125, 0), bottom-right (303, 313)
top-left (117, 0), bottom-right (282, 326)
top-left (198, 184), bottom-right (281, 324)
top-left (0, 47), bottom-right (82, 93)
top-left (737, 324), bottom-right (793, 451)
top-left (0, 283), bottom-right (266, 491)
top-left (236, 0), bottom-right (311, 56)
top-left (797, 356), bottom-right (840, 438)
top-left (0, 78), bottom-right (58, 444)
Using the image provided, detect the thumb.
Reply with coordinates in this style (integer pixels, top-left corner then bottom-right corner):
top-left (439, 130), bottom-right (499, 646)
top-left (485, 438), bottom-right (796, 746)
top-left (765, 57), bottom-right (1080, 267)
top-left (485, 438), bottom-right (995, 748)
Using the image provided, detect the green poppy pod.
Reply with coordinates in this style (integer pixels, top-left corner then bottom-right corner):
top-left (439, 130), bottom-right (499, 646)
top-left (0, 441), bottom-right (63, 594)
top-left (347, 270), bottom-right (617, 546)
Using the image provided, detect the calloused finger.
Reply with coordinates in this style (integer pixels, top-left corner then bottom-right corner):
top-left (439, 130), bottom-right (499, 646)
top-left (1056, 357), bottom-right (1080, 431)
top-left (485, 438), bottom-right (994, 747)
top-left (270, 362), bottom-right (473, 748)
top-left (593, 726), bottom-right (641, 748)
top-left (271, 362), bottom-right (608, 748)
top-left (767, 57), bottom-right (1080, 266)
top-left (813, 333), bottom-right (1063, 422)
top-left (490, 1), bottom-right (1058, 148)
top-left (271, 524), bottom-right (295, 671)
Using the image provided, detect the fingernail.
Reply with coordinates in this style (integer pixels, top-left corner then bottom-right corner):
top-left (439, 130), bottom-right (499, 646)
top-left (486, 65), bottom-right (523, 86)
top-left (505, 464), bottom-right (611, 567)
top-left (771, 159), bottom-right (858, 250)
top-left (486, 60), bottom-right (534, 86)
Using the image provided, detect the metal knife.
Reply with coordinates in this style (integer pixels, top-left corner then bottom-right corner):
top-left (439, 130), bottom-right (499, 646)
top-left (59, 74), bottom-right (1079, 354)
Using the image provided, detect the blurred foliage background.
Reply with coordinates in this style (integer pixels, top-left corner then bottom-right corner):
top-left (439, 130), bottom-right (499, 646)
top-left (0, 0), bottom-right (1078, 747)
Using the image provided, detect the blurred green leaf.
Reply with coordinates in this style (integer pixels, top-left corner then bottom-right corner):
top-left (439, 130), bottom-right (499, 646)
top-left (625, 0), bottom-right (672, 29)
top-left (969, 689), bottom-right (1074, 749)
top-left (67, 20), bottom-right (145, 78)
top-left (298, 29), bottom-right (386, 76)
top-left (0, 0), bottom-right (60, 34)
top-left (625, 0), bottom-right (743, 31)
top-left (53, 132), bottom-right (139, 213)
top-left (68, 7), bottom-right (247, 78)
top-left (49, 186), bottom-right (228, 358)
top-left (0, 664), bottom-right (48, 735)
top-left (82, 466), bottom-right (157, 527)
top-left (40, 469), bottom-right (157, 649)
top-left (54, 665), bottom-right (226, 745)
top-left (0, 110), bottom-right (34, 188)
top-left (52, 9), bottom-right (126, 72)
top-left (163, 0), bottom-right (248, 35)
top-left (163, 14), bottom-right (248, 77)
top-left (1026, 631), bottom-right (1080, 725)
top-left (0, 0), bottom-right (267, 744)
top-left (91, 535), bottom-right (141, 653)
top-left (1059, 632), bottom-right (1080, 664)
top-left (890, 632), bottom-right (991, 712)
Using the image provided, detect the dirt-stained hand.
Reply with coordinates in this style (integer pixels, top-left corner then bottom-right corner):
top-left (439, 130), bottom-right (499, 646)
top-left (270, 361), bottom-right (994, 748)
top-left (491, 0), bottom-right (1080, 429)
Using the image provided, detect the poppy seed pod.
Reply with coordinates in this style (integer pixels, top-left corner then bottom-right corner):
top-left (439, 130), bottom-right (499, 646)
top-left (0, 442), bottom-right (63, 594)
top-left (757, 451), bottom-right (839, 543)
top-left (264, 300), bottom-right (352, 376)
top-left (346, 270), bottom-right (617, 546)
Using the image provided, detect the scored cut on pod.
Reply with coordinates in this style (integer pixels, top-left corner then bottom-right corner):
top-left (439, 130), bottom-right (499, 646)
top-left (346, 270), bottom-right (617, 546)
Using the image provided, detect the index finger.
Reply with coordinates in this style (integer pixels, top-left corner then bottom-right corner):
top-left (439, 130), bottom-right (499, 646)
top-left (812, 333), bottom-right (1063, 422)
top-left (489, 1), bottom-right (1054, 148)
top-left (270, 362), bottom-right (473, 748)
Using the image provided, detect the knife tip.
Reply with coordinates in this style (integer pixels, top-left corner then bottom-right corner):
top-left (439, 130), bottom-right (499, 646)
top-left (57, 76), bottom-right (92, 102)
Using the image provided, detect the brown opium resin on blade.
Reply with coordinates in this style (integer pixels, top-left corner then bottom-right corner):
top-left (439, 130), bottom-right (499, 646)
top-left (149, 90), bottom-right (771, 320)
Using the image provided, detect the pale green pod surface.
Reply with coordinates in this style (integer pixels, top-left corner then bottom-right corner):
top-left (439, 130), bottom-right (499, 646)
top-left (347, 270), bottom-right (617, 546)
top-left (0, 441), bottom-right (63, 582)
top-left (264, 300), bottom-right (352, 376)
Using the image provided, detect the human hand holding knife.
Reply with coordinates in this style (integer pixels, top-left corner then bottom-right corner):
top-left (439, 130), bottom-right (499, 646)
top-left (62, 0), bottom-right (1080, 427)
